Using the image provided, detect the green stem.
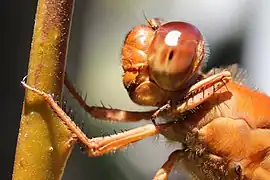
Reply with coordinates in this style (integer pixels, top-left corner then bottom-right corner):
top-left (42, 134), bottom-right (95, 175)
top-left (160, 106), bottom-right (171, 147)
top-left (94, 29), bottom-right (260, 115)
top-left (12, 0), bottom-right (75, 179)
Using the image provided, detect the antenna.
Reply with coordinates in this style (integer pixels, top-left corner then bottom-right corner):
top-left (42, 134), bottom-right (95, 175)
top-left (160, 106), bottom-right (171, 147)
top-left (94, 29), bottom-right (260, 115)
top-left (142, 10), bottom-right (159, 30)
top-left (142, 10), bottom-right (152, 26)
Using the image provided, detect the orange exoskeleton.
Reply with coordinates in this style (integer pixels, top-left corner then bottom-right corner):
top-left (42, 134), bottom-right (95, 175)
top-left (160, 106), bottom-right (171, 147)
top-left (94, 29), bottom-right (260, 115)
top-left (21, 16), bottom-right (270, 180)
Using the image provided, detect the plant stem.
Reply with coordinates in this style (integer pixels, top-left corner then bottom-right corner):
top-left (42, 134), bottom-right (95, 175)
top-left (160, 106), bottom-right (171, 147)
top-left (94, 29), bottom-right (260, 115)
top-left (12, 0), bottom-right (75, 179)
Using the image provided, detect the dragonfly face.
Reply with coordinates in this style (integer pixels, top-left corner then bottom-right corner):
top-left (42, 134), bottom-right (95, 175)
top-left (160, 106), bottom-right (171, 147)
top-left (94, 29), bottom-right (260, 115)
top-left (121, 18), bottom-right (206, 106)
top-left (121, 18), bottom-right (168, 106)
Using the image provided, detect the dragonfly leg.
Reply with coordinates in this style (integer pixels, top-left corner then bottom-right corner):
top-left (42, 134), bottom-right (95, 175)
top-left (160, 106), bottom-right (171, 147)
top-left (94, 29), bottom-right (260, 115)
top-left (176, 71), bottom-right (231, 114)
top-left (87, 123), bottom-right (170, 156)
top-left (64, 73), bottom-right (155, 122)
top-left (153, 149), bottom-right (184, 180)
top-left (21, 78), bottom-right (170, 156)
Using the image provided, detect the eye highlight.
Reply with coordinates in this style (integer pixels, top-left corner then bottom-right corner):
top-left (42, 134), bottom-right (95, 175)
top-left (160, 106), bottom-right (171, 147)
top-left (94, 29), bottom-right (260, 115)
top-left (164, 30), bottom-right (182, 46)
top-left (147, 21), bottom-right (205, 91)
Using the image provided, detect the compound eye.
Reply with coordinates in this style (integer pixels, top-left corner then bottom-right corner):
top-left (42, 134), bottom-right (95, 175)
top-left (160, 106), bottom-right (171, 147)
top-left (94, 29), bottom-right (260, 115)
top-left (147, 21), bottom-right (205, 91)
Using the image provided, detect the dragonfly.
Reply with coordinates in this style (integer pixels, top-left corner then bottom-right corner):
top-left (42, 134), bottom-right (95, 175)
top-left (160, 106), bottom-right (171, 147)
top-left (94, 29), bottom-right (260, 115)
top-left (21, 16), bottom-right (270, 180)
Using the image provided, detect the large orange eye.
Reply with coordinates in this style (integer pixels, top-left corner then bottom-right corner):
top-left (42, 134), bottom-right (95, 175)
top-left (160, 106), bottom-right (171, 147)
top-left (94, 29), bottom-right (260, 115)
top-left (147, 21), bottom-right (205, 91)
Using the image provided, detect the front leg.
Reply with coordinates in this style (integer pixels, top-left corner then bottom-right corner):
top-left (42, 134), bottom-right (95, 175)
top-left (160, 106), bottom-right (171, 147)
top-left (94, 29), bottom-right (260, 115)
top-left (21, 79), bottom-right (171, 157)
top-left (64, 74), bottom-right (156, 122)
top-left (149, 71), bottom-right (232, 122)
top-left (175, 71), bottom-right (232, 114)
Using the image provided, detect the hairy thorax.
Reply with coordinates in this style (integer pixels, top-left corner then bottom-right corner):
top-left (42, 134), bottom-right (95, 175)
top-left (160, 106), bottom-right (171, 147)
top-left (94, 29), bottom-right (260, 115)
top-left (160, 80), bottom-right (270, 179)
